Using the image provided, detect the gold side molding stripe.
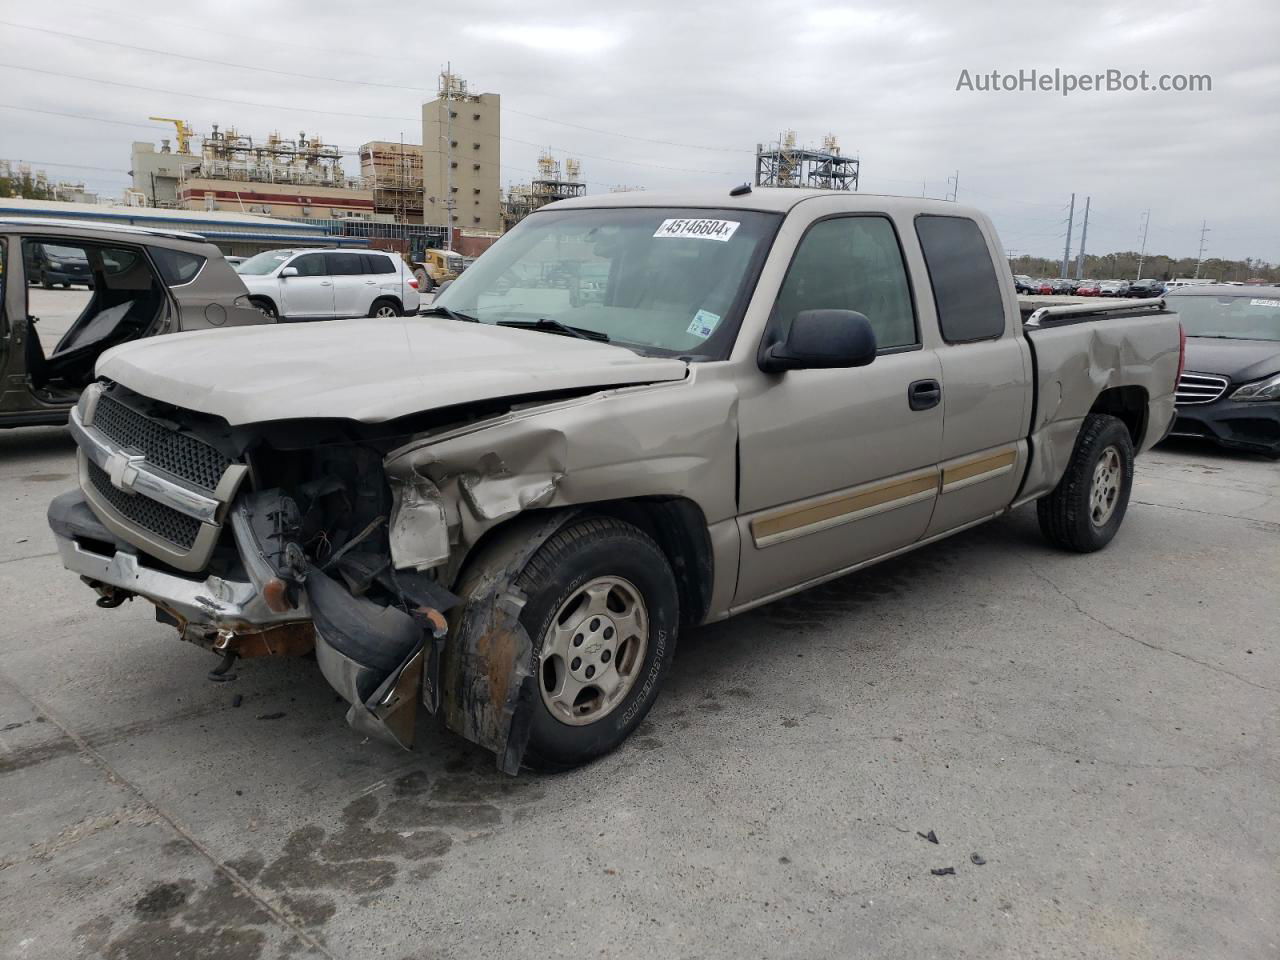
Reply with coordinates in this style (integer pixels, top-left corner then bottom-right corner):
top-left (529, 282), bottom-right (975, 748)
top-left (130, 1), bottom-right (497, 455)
top-left (940, 449), bottom-right (1017, 493)
top-left (751, 471), bottom-right (939, 548)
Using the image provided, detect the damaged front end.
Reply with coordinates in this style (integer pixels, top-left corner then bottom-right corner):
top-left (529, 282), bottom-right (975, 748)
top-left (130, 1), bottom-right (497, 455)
top-left (49, 381), bottom-right (562, 769)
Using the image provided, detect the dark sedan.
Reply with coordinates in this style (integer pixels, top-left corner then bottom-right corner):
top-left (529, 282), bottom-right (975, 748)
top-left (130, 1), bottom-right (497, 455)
top-left (1167, 285), bottom-right (1280, 458)
top-left (1128, 278), bottom-right (1166, 298)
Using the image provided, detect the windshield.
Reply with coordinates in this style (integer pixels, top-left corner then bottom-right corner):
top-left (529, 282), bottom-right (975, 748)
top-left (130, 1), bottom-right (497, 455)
top-left (236, 250), bottom-right (295, 275)
top-left (1175, 294), bottom-right (1280, 342)
top-left (433, 207), bottom-right (781, 359)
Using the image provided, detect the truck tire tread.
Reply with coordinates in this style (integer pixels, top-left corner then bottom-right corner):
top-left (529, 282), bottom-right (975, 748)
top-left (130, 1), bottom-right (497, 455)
top-left (1036, 413), bottom-right (1134, 553)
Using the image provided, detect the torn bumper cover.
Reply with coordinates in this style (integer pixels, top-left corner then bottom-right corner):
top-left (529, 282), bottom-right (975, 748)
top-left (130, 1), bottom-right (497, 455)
top-left (306, 568), bottom-right (435, 751)
top-left (48, 488), bottom-right (310, 641)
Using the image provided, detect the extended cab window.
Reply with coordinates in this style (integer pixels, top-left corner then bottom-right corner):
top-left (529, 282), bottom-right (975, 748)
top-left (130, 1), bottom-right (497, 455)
top-left (291, 253), bottom-right (328, 277)
top-left (773, 216), bottom-right (917, 350)
top-left (915, 215), bottom-right (1005, 342)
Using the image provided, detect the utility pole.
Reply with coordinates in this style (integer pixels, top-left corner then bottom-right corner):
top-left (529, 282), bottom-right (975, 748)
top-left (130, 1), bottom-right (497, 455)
top-left (1061, 193), bottom-right (1075, 279)
top-left (1194, 220), bottom-right (1209, 278)
top-left (1136, 209), bottom-right (1150, 280)
top-left (946, 170), bottom-right (959, 202)
top-left (1074, 196), bottom-right (1091, 279)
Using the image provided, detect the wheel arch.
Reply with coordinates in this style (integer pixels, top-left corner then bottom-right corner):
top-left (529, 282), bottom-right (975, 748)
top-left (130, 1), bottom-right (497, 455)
top-left (247, 294), bottom-right (278, 317)
top-left (1089, 385), bottom-right (1149, 449)
top-left (370, 294), bottom-right (403, 315)
top-left (450, 496), bottom-right (714, 628)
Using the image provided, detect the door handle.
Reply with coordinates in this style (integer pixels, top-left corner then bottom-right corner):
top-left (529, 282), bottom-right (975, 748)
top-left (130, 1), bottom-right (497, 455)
top-left (365, 280), bottom-right (376, 284)
top-left (320, 281), bottom-right (332, 286)
top-left (908, 379), bottom-right (942, 411)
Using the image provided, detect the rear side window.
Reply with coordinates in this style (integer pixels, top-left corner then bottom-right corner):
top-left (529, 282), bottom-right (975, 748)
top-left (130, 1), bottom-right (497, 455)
top-left (363, 253), bottom-right (397, 275)
top-left (325, 253), bottom-right (366, 276)
top-left (150, 248), bottom-right (207, 286)
top-left (915, 216), bottom-right (1005, 342)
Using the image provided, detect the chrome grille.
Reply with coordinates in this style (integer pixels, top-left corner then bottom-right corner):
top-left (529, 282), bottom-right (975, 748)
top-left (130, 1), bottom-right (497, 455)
top-left (93, 393), bottom-right (230, 491)
top-left (87, 461), bottom-right (201, 549)
top-left (1175, 372), bottom-right (1229, 406)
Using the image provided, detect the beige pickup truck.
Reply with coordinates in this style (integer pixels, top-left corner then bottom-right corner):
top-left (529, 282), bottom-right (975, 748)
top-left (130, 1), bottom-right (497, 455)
top-left (47, 189), bottom-right (1182, 772)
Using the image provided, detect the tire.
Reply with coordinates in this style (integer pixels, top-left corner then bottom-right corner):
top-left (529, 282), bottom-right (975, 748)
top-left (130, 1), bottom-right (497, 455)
top-left (40, 271), bottom-right (52, 289)
top-left (414, 269), bottom-right (433, 293)
top-left (1037, 414), bottom-right (1135, 552)
top-left (249, 297), bottom-right (278, 321)
top-left (514, 516), bottom-right (679, 771)
top-left (368, 298), bottom-right (402, 318)
top-left (61, 281), bottom-right (71, 289)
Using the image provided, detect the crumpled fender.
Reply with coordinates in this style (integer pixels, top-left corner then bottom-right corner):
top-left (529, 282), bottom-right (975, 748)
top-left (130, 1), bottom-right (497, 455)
top-left (435, 510), bottom-right (581, 774)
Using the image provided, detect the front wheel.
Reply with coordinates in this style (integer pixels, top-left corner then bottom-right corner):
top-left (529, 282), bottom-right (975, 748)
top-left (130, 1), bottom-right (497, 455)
top-left (249, 297), bottom-right (278, 321)
top-left (515, 517), bottom-right (679, 771)
top-left (1037, 413), bottom-right (1135, 552)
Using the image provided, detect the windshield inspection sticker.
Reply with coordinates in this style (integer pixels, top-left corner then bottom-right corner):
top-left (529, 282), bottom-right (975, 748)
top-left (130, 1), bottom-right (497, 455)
top-left (654, 218), bottom-right (740, 242)
top-left (688, 309), bottom-right (722, 339)
top-left (1249, 298), bottom-right (1280, 308)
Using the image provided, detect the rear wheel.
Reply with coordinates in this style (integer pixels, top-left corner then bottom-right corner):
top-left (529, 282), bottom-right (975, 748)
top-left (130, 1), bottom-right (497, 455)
top-left (414, 269), bottom-right (433, 293)
top-left (515, 517), bottom-right (679, 771)
top-left (369, 298), bottom-right (402, 318)
top-left (1037, 414), bottom-right (1135, 552)
top-left (40, 270), bottom-right (52, 289)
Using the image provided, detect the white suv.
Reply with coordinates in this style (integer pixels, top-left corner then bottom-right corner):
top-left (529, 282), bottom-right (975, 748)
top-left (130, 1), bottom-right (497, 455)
top-left (234, 248), bottom-right (420, 321)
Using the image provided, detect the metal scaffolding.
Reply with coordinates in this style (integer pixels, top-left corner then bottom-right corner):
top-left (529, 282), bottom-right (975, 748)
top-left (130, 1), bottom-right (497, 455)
top-left (754, 131), bottom-right (859, 191)
top-left (501, 152), bottom-right (586, 230)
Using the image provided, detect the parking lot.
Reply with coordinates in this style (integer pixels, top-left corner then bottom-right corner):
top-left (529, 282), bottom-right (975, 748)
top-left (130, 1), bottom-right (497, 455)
top-left (1, 293), bottom-right (1276, 960)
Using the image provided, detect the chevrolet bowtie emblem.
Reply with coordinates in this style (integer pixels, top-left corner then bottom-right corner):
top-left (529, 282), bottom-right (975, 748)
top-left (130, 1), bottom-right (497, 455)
top-left (105, 450), bottom-right (146, 494)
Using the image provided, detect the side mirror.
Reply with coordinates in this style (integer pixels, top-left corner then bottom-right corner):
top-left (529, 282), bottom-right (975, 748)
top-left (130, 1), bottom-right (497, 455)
top-left (759, 309), bottom-right (878, 373)
top-left (280, 266), bottom-right (299, 278)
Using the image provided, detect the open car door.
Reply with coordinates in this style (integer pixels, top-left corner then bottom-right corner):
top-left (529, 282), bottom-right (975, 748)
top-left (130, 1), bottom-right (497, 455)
top-left (26, 240), bottom-right (171, 390)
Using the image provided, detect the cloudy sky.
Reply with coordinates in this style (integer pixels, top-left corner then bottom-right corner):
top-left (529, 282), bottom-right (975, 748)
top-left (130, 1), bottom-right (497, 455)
top-left (2, 0), bottom-right (1276, 262)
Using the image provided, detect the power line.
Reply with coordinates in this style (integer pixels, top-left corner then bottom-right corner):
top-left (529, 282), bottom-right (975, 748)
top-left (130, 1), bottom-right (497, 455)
top-left (0, 17), bottom-right (748, 156)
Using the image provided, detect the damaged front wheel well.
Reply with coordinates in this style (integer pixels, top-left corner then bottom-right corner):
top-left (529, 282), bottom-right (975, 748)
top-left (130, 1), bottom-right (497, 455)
top-left (456, 498), bottom-right (713, 628)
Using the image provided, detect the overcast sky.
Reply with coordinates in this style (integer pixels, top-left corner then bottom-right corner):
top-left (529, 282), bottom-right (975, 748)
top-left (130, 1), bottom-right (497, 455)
top-left (2, 0), bottom-right (1276, 263)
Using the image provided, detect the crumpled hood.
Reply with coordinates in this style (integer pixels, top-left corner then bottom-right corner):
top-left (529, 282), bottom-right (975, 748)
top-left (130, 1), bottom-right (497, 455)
top-left (1184, 338), bottom-right (1280, 383)
top-left (96, 316), bottom-right (688, 426)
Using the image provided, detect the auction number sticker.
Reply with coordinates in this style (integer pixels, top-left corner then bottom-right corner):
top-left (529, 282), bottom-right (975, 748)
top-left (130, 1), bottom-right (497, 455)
top-left (1250, 298), bottom-right (1280, 307)
top-left (653, 218), bottom-right (740, 242)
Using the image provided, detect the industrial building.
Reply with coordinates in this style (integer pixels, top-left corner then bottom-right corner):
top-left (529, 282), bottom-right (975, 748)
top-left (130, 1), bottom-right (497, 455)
top-left (360, 141), bottom-right (425, 223)
top-left (501, 153), bottom-right (587, 230)
top-left (755, 131), bottom-right (859, 191)
top-left (130, 125), bottom-right (376, 221)
top-left (422, 72), bottom-right (502, 233)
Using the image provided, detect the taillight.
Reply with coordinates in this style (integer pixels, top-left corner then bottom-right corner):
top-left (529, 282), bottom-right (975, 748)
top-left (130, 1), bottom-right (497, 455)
top-left (1176, 323), bottom-right (1186, 381)
top-left (408, 278), bottom-right (419, 290)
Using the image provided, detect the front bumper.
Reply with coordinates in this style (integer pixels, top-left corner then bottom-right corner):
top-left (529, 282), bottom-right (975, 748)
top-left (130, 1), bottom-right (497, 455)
top-left (48, 488), bottom-right (309, 642)
top-left (1170, 398), bottom-right (1280, 457)
top-left (48, 487), bottom-right (436, 752)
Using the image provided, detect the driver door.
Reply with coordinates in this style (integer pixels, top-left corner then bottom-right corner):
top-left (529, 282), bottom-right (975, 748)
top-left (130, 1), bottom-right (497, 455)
top-left (735, 214), bottom-right (944, 604)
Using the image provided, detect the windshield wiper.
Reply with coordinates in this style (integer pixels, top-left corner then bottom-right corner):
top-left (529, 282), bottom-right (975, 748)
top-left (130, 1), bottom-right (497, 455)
top-left (497, 318), bottom-right (609, 343)
top-left (420, 304), bottom-right (478, 323)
